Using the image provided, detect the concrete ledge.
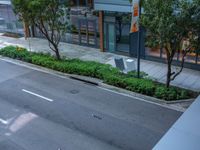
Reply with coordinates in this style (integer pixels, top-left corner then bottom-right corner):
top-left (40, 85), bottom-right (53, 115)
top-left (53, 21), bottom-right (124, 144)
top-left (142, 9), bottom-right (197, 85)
top-left (153, 95), bottom-right (200, 150)
top-left (100, 82), bottom-right (195, 104)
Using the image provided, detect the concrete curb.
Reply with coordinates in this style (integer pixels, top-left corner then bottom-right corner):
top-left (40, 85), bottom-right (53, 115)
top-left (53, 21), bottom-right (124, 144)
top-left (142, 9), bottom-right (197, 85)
top-left (99, 83), bottom-right (194, 104)
top-left (0, 56), bottom-right (195, 111)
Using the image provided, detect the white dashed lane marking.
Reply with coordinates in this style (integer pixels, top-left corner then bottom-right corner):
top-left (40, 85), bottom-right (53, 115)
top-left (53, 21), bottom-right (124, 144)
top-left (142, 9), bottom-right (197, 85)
top-left (22, 89), bottom-right (54, 102)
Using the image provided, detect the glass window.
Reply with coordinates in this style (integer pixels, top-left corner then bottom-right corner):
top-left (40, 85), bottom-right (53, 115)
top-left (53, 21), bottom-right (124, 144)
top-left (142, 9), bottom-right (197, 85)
top-left (144, 30), bottom-right (162, 58)
top-left (186, 52), bottom-right (196, 64)
top-left (197, 52), bottom-right (200, 64)
top-left (108, 24), bottom-right (115, 52)
top-left (145, 47), bottom-right (161, 58)
top-left (116, 23), bottom-right (130, 53)
top-left (104, 23), bottom-right (107, 49)
top-left (0, 4), bottom-right (23, 34)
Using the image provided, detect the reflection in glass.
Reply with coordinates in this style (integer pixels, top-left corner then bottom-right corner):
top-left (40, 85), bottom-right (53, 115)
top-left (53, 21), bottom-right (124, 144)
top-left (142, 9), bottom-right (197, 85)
top-left (108, 24), bottom-right (115, 52)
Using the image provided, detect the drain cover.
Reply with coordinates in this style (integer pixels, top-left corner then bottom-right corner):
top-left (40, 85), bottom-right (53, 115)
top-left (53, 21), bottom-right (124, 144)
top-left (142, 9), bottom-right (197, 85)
top-left (92, 114), bottom-right (102, 120)
top-left (70, 90), bottom-right (79, 94)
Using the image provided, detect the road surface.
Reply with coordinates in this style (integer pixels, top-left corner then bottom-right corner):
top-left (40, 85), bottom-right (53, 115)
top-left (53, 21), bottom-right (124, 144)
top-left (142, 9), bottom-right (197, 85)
top-left (0, 59), bottom-right (182, 150)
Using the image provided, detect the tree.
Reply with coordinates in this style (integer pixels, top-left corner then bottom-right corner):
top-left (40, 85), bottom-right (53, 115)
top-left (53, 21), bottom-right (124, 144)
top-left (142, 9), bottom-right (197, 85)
top-left (192, 0), bottom-right (200, 61)
top-left (11, 0), bottom-right (31, 38)
top-left (141, 0), bottom-right (200, 88)
top-left (12, 0), bottom-right (71, 60)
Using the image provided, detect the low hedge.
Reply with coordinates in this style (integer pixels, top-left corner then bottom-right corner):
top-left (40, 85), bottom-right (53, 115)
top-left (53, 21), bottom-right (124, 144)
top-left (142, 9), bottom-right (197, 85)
top-left (0, 46), bottom-right (196, 101)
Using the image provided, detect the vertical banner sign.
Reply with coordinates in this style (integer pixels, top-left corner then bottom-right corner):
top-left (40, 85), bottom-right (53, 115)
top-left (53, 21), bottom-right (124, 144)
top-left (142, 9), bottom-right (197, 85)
top-left (130, 0), bottom-right (140, 33)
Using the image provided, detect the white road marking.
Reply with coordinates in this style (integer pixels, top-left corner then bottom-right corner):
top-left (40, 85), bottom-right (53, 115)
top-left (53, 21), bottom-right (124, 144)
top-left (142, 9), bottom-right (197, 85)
top-left (98, 86), bottom-right (184, 112)
top-left (0, 118), bottom-right (9, 125)
top-left (0, 117), bottom-right (13, 125)
top-left (22, 89), bottom-right (54, 102)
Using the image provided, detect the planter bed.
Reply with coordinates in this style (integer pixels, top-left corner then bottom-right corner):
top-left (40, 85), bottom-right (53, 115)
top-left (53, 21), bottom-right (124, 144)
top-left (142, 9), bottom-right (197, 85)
top-left (0, 46), bottom-right (198, 101)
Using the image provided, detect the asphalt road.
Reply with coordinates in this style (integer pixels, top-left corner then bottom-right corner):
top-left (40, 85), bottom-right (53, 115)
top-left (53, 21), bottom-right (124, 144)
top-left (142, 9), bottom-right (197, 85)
top-left (0, 60), bottom-right (182, 150)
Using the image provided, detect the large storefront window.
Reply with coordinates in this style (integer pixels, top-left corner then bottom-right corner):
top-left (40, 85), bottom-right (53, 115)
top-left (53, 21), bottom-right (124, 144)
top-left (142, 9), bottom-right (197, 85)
top-left (116, 23), bottom-right (131, 53)
top-left (145, 39), bottom-right (200, 66)
top-left (145, 47), bottom-right (161, 58)
top-left (69, 0), bottom-right (97, 47)
top-left (183, 51), bottom-right (196, 64)
top-left (103, 12), bottom-right (131, 53)
top-left (144, 29), bottom-right (200, 66)
top-left (116, 14), bottom-right (131, 53)
top-left (195, 51), bottom-right (199, 64)
top-left (70, 15), bottom-right (98, 47)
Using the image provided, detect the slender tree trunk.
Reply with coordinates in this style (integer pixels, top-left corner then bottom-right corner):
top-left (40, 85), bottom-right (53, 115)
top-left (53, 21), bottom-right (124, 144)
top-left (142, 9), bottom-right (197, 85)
top-left (49, 40), bottom-right (61, 60)
top-left (36, 25), bottom-right (61, 60)
top-left (54, 45), bottom-right (61, 60)
top-left (55, 50), bottom-right (61, 60)
top-left (31, 25), bottom-right (35, 37)
top-left (23, 21), bottom-right (30, 39)
top-left (166, 60), bottom-right (171, 88)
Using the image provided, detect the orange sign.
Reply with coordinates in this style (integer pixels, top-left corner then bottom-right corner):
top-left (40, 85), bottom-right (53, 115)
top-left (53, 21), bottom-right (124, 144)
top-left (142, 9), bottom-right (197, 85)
top-left (131, 23), bottom-right (138, 33)
top-left (130, 0), bottom-right (140, 33)
top-left (134, 3), bottom-right (139, 17)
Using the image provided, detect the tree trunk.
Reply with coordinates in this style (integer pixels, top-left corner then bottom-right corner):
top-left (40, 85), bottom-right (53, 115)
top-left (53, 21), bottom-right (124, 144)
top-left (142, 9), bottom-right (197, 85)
top-left (166, 61), bottom-right (171, 88)
top-left (23, 21), bottom-right (30, 39)
top-left (31, 25), bottom-right (35, 37)
top-left (47, 39), bottom-right (61, 60)
top-left (54, 45), bottom-right (61, 60)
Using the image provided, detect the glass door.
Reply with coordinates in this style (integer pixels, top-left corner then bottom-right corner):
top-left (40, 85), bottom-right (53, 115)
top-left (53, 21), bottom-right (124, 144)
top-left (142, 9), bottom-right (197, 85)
top-left (104, 23), bottom-right (116, 52)
top-left (108, 24), bottom-right (115, 52)
top-left (116, 23), bottom-right (130, 53)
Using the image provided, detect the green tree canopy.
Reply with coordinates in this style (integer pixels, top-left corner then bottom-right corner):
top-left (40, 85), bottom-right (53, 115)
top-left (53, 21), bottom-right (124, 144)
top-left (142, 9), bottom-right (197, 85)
top-left (141, 0), bottom-right (200, 87)
top-left (12, 0), bottom-right (71, 60)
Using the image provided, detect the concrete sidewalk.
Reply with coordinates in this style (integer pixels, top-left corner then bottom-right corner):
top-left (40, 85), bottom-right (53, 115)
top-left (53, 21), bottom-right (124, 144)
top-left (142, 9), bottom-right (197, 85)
top-left (0, 34), bottom-right (200, 92)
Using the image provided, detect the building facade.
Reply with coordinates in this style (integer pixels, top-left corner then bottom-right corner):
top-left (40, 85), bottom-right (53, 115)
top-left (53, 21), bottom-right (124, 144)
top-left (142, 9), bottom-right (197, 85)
top-left (0, 0), bottom-right (24, 35)
top-left (0, 0), bottom-right (199, 70)
top-left (94, 0), bottom-right (200, 71)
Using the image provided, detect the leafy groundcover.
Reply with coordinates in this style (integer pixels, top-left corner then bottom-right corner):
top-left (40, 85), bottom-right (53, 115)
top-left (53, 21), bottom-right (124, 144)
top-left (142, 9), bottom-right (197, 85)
top-left (0, 46), bottom-right (197, 101)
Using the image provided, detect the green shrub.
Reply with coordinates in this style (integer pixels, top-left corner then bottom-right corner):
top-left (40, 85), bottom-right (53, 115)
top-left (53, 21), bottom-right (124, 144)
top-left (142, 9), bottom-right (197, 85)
top-left (166, 88), bottom-right (177, 101)
top-left (127, 71), bottom-right (148, 78)
top-left (155, 87), bottom-right (171, 100)
top-left (104, 74), bottom-right (127, 88)
top-left (0, 46), bottom-right (32, 62)
top-left (124, 78), bottom-right (155, 96)
top-left (96, 65), bottom-right (121, 79)
top-left (154, 86), bottom-right (187, 101)
top-left (0, 46), bottom-right (194, 101)
top-left (177, 89), bottom-right (189, 100)
top-left (32, 55), bottom-right (55, 67)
